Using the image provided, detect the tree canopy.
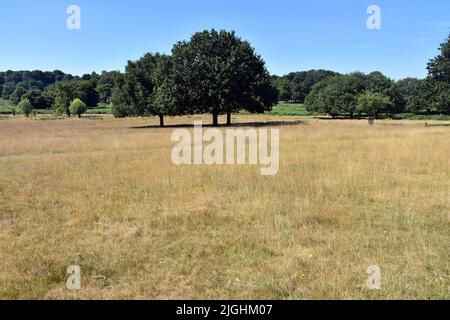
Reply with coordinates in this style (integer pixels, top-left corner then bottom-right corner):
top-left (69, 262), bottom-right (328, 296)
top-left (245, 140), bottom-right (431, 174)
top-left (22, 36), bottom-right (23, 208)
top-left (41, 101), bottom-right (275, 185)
top-left (1, 31), bottom-right (449, 120)
top-left (69, 98), bottom-right (87, 118)
top-left (110, 53), bottom-right (179, 126)
top-left (171, 29), bottom-right (277, 126)
top-left (272, 70), bottom-right (339, 103)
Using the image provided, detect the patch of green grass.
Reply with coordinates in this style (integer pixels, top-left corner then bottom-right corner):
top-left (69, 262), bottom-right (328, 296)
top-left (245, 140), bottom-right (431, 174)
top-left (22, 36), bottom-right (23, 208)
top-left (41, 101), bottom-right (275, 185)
top-left (266, 103), bottom-right (319, 116)
top-left (0, 99), bottom-right (15, 113)
top-left (86, 103), bottom-right (111, 115)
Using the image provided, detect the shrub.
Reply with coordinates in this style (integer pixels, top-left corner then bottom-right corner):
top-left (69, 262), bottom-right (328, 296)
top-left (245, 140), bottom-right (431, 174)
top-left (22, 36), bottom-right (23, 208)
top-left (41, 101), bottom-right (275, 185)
top-left (18, 98), bottom-right (33, 117)
top-left (69, 98), bottom-right (87, 118)
top-left (112, 103), bottom-right (134, 118)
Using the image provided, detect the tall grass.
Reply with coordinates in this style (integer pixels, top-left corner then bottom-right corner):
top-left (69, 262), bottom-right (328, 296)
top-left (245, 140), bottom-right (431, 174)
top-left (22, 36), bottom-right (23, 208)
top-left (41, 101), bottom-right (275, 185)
top-left (0, 115), bottom-right (448, 299)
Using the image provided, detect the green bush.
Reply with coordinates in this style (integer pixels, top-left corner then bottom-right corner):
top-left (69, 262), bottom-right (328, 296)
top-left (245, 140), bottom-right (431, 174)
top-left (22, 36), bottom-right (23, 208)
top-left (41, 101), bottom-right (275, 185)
top-left (112, 103), bottom-right (134, 118)
top-left (18, 98), bottom-right (33, 117)
top-left (69, 98), bottom-right (87, 118)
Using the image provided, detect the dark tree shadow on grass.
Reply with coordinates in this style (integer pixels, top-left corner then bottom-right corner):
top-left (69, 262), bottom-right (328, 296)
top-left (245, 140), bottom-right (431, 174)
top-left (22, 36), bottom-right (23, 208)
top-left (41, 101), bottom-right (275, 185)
top-left (130, 120), bottom-right (303, 130)
top-left (425, 123), bottom-right (450, 127)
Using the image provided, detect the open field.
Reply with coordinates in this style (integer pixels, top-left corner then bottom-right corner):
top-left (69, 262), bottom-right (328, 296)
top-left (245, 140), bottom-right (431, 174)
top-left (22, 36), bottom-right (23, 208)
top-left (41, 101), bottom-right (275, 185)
top-left (0, 114), bottom-right (449, 299)
top-left (3, 98), bottom-right (450, 120)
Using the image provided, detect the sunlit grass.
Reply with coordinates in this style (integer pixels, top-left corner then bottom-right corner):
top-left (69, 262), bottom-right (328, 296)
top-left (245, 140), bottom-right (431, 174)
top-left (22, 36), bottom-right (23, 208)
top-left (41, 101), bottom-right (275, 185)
top-left (0, 115), bottom-right (449, 299)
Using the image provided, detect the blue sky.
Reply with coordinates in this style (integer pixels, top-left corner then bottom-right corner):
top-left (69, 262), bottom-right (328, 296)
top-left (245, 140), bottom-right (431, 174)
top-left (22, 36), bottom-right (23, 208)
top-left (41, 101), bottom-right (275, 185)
top-left (1, 0), bottom-right (449, 79)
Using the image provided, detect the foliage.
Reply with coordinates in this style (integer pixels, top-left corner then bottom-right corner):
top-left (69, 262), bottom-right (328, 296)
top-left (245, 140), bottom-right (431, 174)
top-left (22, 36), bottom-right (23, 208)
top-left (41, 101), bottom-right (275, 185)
top-left (69, 98), bottom-right (87, 118)
top-left (356, 91), bottom-right (393, 116)
top-left (18, 98), bottom-right (33, 117)
top-left (171, 29), bottom-right (277, 125)
top-left (427, 34), bottom-right (450, 83)
top-left (272, 69), bottom-right (339, 103)
top-left (1, 31), bottom-right (449, 120)
top-left (22, 89), bottom-right (53, 109)
top-left (306, 72), bottom-right (403, 117)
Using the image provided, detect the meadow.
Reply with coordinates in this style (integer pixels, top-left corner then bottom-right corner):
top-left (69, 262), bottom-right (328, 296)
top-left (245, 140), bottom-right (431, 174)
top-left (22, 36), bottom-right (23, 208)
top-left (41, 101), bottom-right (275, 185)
top-left (0, 114), bottom-right (449, 299)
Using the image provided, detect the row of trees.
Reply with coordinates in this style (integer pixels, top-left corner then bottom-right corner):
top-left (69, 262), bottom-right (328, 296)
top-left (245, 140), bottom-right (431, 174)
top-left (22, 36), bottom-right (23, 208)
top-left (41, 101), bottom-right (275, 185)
top-left (2, 30), bottom-right (277, 124)
top-left (111, 29), bottom-right (278, 126)
top-left (0, 69), bottom-right (120, 114)
top-left (305, 34), bottom-right (450, 117)
top-left (305, 71), bottom-right (401, 117)
top-left (272, 69), bottom-right (339, 103)
top-left (2, 31), bottom-right (449, 121)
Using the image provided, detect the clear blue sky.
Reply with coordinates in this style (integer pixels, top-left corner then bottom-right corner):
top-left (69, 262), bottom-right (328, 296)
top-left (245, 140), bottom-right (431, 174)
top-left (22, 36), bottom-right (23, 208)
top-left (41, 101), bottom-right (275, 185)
top-left (1, 0), bottom-right (449, 79)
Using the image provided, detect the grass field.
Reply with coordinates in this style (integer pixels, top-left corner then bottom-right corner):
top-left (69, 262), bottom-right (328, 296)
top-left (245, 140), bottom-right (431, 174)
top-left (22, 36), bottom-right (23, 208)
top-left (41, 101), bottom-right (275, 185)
top-left (266, 103), bottom-right (319, 116)
top-left (0, 114), bottom-right (449, 299)
top-left (0, 99), bottom-right (15, 113)
top-left (2, 98), bottom-right (450, 121)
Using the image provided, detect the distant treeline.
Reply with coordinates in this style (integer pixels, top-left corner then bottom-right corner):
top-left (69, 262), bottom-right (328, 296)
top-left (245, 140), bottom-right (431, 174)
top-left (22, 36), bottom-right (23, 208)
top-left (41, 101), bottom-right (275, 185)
top-left (1, 31), bottom-right (449, 122)
top-left (271, 70), bottom-right (340, 103)
top-left (273, 33), bottom-right (450, 117)
top-left (0, 69), bottom-right (120, 109)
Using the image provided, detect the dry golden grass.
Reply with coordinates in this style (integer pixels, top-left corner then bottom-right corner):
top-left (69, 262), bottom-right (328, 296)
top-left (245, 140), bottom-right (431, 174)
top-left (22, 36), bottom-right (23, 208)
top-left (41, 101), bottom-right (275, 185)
top-left (0, 114), bottom-right (449, 299)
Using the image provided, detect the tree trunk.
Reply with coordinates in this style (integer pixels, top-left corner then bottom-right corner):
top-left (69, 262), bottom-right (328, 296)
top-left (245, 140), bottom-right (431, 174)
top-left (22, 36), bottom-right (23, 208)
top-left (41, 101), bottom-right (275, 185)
top-left (78, 114), bottom-right (81, 118)
top-left (159, 115), bottom-right (164, 127)
top-left (212, 112), bottom-right (219, 127)
top-left (226, 112), bottom-right (231, 126)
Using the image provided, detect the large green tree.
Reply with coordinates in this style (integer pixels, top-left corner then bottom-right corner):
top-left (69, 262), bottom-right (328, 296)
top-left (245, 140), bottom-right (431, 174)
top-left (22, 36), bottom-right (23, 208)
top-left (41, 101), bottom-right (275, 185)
top-left (76, 80), bottom-right (99, 107)
top-left (305, 73), bottom-right (367, 118)
top-left (394, 78), bottom-right (422, 113)
top-left (111, 53), bottom-right (178, 126)
top-left (22, 88), bottom-right (53, 109)
top-left (305, 72), bottom-right (402, 117)
top-left (171, 29), bottom-right (277, 126)
top-left (97, 71), bottom-right (121, 103)
top-left (52, 80), bottom-right (79, 117)
top-left (357, 91), bottom-right (393, 117)
top-left (427, 33), bottom-right (450, 114)
top-left (428, 34), bottom-right (450, 82)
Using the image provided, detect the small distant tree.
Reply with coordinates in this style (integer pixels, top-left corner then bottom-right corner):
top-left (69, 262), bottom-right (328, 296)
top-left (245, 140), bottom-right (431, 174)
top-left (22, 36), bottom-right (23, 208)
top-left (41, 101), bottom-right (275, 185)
top-left (52, 80), bottom-right (78, 117)
top-left (357, 91), bottom-right (392, 118)
top-left (18, 98), bottom-right (33, 117)
top-left (69, 98), bottom-right (87, 118)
